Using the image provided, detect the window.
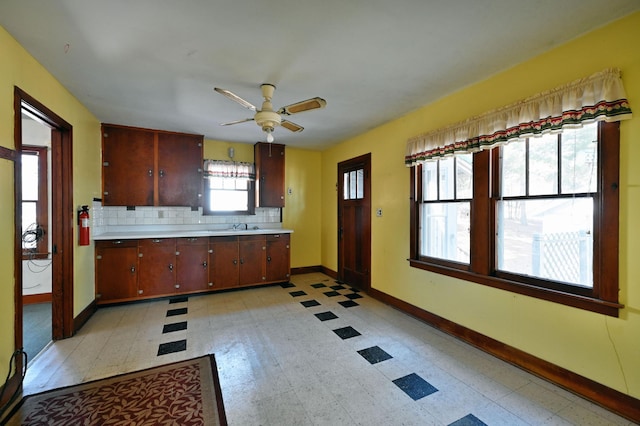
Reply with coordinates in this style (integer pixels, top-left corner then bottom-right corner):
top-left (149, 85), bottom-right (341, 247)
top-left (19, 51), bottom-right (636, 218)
top-left (343, 168), bottom-right (365, 200)
top-left (203, 160), bottom-right (255, 215)
top-left (419, 154), bottom-right (472, 265)
top-left (21, 146), bottom-right (48, 259)
top-left (410, 121), bottom-right (621, 315)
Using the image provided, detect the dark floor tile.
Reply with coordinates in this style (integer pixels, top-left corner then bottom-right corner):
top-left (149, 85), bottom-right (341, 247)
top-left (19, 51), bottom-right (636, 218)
top-left (345, 293), bottom-right (363, 300)
top-left (169, 296), bottom-right (188, 304)
top-left (393, 373), bottom-right (438, 401)
top-left (301, 300), bottom-right (321, 308)
top-left (290, 290), bottom-right (307, 297)
top-left (449, 414), bottom-right (487, 426)
top-left (157, 339), bottom-right (187, 356)
top-left (349, 287), bottom-right (361, 293)
top-left (311, 283), bottom-right (327, 288)
top-left (166, 307), bottom-right (188, 317)
top-left (162, 321), bottom-right (187, 334)
top-left (358, 346), bottom-right (393, 364)
top-left (281, 282), bottom-right (295, 288)
top-left (333, 326), bottom-right (361, 340)
top-left (315, 311), bottom-right (338, 321)
top-left (339, 300), bottom-right (359, 308)
top-left (323, 291), bottom-right (340, 297)
top-left (330, 285), bottom-right (346, 290)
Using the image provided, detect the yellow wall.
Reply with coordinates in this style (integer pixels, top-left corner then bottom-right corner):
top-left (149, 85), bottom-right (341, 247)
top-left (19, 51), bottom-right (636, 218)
top-left (0, 27), bottom-right (101, 379)
top-left (321, 12), bottom-right (640, 399)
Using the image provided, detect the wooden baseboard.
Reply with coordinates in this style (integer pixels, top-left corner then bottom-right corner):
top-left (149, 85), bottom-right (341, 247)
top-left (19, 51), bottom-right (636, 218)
top-left (368, 287), bottom-right (640, 423)
top-left (73, 299), bottom-right (97, 334)
top-left (290, 265), bottom-right (323, 275)
top-left (22, 293), bottom-right (52, 305)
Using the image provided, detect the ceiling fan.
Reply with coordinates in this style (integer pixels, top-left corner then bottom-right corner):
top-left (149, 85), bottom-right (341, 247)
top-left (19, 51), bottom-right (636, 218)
top-left (214, 84), bottom-right (326, 142)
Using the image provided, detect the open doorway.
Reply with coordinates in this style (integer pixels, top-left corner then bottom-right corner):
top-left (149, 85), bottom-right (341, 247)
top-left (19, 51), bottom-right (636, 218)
top-left (14, 87), bottom-right (74, 371)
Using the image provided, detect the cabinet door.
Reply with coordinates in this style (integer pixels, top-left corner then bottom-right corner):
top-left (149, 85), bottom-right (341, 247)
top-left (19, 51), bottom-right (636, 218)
top-left (210, 237), bottom-right (239, 289)
top-left (176, 237), bottom-right (210, 293)
top-left (138, 238), bottom-right (177, 297)
top-left (158, 132), bottom-right (203, 207)
top-left (102, 125), bottom-right (155, 206)
top-left (255, 142), bottom-right (285, 207)
top-left (266, 234), bottom-right (290, 283)
top-left (95, 240), bottom-right (138, 303)
top-left (239, 235), bottom-right (266, 286)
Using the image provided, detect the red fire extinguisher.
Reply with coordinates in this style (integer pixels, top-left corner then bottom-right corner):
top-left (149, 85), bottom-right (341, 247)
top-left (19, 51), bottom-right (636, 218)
top-left (78, 205), bottom-right (90, 246)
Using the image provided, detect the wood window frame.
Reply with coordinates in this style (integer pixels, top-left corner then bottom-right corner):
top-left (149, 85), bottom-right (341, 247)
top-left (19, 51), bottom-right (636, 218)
top-left (202, 178), bottom-right (256, 216)
top-left (21, 145), bottom-right (49, 260)
top-left (409, 121), bottom-right (622, 317)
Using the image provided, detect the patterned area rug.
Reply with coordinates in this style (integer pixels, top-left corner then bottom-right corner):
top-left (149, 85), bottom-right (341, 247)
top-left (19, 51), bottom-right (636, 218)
top-left (4, 354), bottom-right (227, 425)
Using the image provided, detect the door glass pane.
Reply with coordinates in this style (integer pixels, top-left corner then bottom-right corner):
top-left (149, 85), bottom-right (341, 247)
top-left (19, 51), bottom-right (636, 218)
top-left (456, 154), bottom-right (473, 199)
top-left (562, 123), bottom-right (598, 194)
top-left (501, 142), bottom-right (526, 197)
top-left (439, 157), bottom-right (454, 200)
top-left (529, 134), bottom-right (558, 196)
top-left (356, 168), bottom-right (364, 199)
top-left (420, 201), bottom-right (470, 263)
top-left (343, 172), bottom-right (349, 200)
top-left (497, 197), bottom-right (593, 287)
top-left (349, 171), bottom-right (357, 199)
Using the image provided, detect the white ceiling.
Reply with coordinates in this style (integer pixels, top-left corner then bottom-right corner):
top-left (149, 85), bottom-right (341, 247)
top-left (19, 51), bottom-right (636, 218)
top-left (1, 1), bottom-right (638, 150)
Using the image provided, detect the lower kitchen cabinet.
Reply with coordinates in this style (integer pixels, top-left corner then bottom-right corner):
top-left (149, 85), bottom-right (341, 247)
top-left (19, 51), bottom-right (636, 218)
top-left (266, 233), bottom-right (290, 282)
top-left (95, 240), bottom-right (139, 303)
top-left (95, 233), bottom-right (291, 304)
top-left (176, 237), bottom-right (211, 292)
top-left (138, 238), bottom-right (177, 297)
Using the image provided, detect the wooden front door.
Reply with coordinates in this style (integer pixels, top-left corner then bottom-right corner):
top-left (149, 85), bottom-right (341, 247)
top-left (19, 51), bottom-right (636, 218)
top-left (338, 154), bottom-right (371, 291)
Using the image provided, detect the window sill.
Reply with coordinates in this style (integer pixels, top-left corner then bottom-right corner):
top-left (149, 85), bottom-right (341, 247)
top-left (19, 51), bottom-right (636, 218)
top-left (408, 259), bottom-right (623, 317)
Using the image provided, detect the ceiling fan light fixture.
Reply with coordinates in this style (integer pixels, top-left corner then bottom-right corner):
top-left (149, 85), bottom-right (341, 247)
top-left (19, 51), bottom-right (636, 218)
top-left (265, 128), bottom-right (274, 143)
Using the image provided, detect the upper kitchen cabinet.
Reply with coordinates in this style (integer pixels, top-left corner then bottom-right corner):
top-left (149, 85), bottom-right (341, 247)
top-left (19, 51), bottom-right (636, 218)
top-left (255, 142), bottom-right (285, 208)
top-left (102, 124), bottom-right (203, 207)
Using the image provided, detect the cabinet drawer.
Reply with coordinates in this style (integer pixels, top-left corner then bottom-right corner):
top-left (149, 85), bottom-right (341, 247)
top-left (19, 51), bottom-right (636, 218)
top-left (266, 234), bottom-right (289, 242)
top-left (95, 239), bottom-right (138, 248)
top-left (138, 238), bottom-right (176, 248)
top-left (177, 236), bottom-right (208, 246)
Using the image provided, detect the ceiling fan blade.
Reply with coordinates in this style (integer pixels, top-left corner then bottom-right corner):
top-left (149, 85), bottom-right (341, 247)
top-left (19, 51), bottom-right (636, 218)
top-left (214, 87), bottom-right (257, 111)
top-left (281, 119), bottom-right (304, 132)
top-left (220, 118), bottom-right (254, 126)
top-left (278, 97), bottom-right (326, 115)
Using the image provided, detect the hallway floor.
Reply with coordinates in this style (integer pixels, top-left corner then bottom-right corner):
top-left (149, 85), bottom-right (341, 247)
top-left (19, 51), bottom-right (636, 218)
top-left (22, 273), bottom-right (633, 425)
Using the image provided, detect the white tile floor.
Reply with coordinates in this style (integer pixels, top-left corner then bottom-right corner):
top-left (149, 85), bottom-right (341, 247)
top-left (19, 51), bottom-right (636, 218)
top-left (23, 273), bottom-right (634, 425)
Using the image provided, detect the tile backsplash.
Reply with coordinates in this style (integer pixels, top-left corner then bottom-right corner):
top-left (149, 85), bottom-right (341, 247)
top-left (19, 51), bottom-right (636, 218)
top-left (91, 200), bottom-right (282, 236)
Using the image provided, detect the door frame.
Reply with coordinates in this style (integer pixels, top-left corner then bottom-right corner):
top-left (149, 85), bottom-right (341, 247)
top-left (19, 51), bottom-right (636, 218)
top-left (14, 87), bottom-right (74, 367)
top-left (337, 153), bottom-right (371, 291)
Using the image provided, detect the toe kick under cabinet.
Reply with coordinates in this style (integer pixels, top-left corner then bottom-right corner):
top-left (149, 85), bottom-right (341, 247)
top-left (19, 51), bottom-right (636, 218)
top-left (95, 233), bottom-right (290, 305)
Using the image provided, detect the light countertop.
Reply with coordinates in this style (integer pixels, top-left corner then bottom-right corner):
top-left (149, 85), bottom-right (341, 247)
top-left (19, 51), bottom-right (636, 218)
top-left (93, 228), bottom-right (293, 241)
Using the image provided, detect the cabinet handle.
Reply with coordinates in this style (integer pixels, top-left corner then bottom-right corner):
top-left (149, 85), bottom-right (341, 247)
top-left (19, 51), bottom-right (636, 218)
top-left (148, 169), bottom-right (153, 177)
top-left (233, 259), bottom-right (238, 265)
top-left (267, 256), bottom-right (271, 262)
top-left (159, 169), bottom-right (165, 178)
top-left (152, 239), bottom-right (162, 243)
top-left (112, 240), bottom-right (123, 245)
top-left (187, 238), bottom-right (198, 242)
top-left (175, 284), bottom-right (180, 289)
top-left (203, 261), bottom-right (208, 269)
top-left (130, 266), bottom-right (136, 274)
top-left (240, 258), bottom-right (244, 265)
top-left (208, 282), bottom-right (213, 287)
top-left (168, 263), bottom-right (173, 271)
top-left (138, 290), bottom-right (143, 295)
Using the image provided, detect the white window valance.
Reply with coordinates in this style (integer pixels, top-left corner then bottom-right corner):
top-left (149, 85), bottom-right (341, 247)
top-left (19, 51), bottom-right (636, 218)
top-left (405, 68), bottom-right (632, 166)
top-left (204, 159), bottom-right (255, 180)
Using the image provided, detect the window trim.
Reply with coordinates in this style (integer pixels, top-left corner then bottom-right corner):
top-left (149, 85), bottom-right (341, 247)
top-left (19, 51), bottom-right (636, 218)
top-left (21, 145), bottom-right (49, 260)
top-left (202, 178), bottom-right (256, 216)
top-left (409, 122), bottom-right (622, 317)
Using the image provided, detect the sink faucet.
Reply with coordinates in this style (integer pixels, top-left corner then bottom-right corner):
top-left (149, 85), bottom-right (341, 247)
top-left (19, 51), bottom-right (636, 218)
top-left (232, 223), bottom-right (248, 230)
